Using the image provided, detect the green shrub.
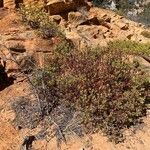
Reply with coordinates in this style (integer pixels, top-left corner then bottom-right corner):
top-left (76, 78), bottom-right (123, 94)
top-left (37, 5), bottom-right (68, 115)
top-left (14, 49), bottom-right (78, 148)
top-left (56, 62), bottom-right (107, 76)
top-left (19, 3), bottom-right (64, 39)
top-left (141, 31), bottom-right (150, 39)
top-left (32, 42), bottom-right (149, 143)
top-left (108, 40), bottom-right (150, 55)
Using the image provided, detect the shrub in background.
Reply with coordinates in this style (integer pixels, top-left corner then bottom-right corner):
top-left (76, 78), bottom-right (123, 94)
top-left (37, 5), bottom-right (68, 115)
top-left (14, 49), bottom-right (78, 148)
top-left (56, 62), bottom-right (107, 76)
top-left (138, 3), bottom-right (150, 26)
top-left (19, 3), bottom-right (64, 39)
top-left (108, 40), bottom-right (150, 56)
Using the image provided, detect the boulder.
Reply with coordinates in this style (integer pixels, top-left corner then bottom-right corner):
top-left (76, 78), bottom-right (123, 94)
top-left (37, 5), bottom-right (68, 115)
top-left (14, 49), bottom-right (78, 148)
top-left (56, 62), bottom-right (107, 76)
top-left (117, 22), bottom-right (129, 30)
top-left (46, 0), bottom-right (86, 15)
top-left (68, 11), bottom-right (87, 26)
top-left (49, 15), bottom-right (62, 24)
top-left (0, 46), bottom-right (18, 75)
top-left (0, 43), bottom-right (29, 76)
top-left (3, 0), bottom-right (15, 9)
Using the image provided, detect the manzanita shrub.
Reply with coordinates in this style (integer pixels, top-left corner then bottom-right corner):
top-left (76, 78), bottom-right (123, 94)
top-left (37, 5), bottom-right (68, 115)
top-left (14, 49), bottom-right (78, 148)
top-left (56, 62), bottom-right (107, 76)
top-left (32, 39), bottom-right (149, 143)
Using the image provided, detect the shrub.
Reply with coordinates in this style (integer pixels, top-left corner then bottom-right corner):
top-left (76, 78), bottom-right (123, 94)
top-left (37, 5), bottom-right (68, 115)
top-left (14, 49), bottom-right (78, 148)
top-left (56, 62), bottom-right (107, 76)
top-left (141, 31), bottom-right (150, 39)
top-left (32, 42), bottom-right (149, 143)
top-left (108, 40), bottom-right (150, 55)
top-left (138, 3), bottom-right (150, 26)
top-left (19, 3), bottom-right (64, 39)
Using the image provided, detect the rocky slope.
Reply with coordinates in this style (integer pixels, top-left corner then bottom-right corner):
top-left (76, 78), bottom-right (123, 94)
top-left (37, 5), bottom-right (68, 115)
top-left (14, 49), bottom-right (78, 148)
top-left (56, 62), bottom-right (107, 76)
top-left (0, 1), bottom-right (150, 150)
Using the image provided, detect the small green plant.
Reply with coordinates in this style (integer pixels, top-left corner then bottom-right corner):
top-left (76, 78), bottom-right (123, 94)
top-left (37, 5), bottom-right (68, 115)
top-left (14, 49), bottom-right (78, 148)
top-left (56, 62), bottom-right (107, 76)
top-left (108, 40), bottom-right (150, 55)
top-left (141, 31), bottom-right (150, 39)
top-left (19, 3), bottom-right (64, 39)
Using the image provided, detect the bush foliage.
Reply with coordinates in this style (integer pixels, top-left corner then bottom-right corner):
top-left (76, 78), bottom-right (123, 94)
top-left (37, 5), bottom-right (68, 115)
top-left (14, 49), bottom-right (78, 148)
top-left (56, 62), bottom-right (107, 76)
top-left (19, 3), bottom-right (63, 39)
top-left (32, 39), bottom-right (149, 143)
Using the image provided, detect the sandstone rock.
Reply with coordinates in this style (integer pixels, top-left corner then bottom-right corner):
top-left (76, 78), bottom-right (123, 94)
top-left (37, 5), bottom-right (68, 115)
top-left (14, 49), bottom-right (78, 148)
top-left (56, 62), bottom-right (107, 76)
top-left (0, 46), bottom-right (18, 75)
top-left (49, 15), bottom-right (62, 24)
top-left (3, 0), bottom-right (15, 9)
top-left (5, 41), bottom-right (26, 53)
top-left (68, 12), bottom-right (104, 27)
top-left (68, 11), bottom-right (87, 26)
top-left (0, 43), bottom-right (30, 76)
top-left (126, 33), bottom-right (134, 40)
top-left (46, 0), bottom-right (86, 15)
top-left (117, 22), bottom-right (129, 30)
top-left (101, 22), bottom-right (111, 29)
top-left (81, 16), bottom-right (101, 26)
top-left (102, 14), bottom-right (111, 23)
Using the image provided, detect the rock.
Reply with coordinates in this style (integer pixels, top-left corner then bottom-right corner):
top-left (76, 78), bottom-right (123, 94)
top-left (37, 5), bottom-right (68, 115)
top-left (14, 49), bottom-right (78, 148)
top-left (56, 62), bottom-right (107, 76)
top-left (65, 28), bottom-right (82, 46)
top-left (46, 0), bottom-right (86, 15)
top-left (101, 22), bottom-right (111, 29)
top-left (68, 11), bottom-right (87, 26)
top-left (121, 24), bottom-right (129, 30)
top-left (99, 14), bottom-right (111, 23)
top-left (32, 139), bottom-right (47, 150)
top-left (4, 0), bottom-right (15, 9)
top-left (49, 15), bottom-right (62, 24)
top-left (5, 41), bottom-right (26, 53)
top-left (117, 22), bottom-right (129, 30)
top-left (0, 44), bottom-right (29, 76)
top-left (126, 33), bottom-right (134, 40)
top-left (68, 12), bottom-right (103, 27)
top-left (81, 16), bottom-right (101, 26)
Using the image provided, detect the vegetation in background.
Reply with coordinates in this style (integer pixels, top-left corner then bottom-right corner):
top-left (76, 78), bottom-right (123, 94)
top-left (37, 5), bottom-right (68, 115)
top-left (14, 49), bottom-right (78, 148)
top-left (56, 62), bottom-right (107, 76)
top-left (138, 2), bottom-right (150, 26)
top-left (93, 0), bottom-right (140, 10)
top-left (108, 40), bottom-right (150, 56)
top-left (19, 3), bottom-right (64, 39)
top-left (93, 0), bottom-right (150, 26)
